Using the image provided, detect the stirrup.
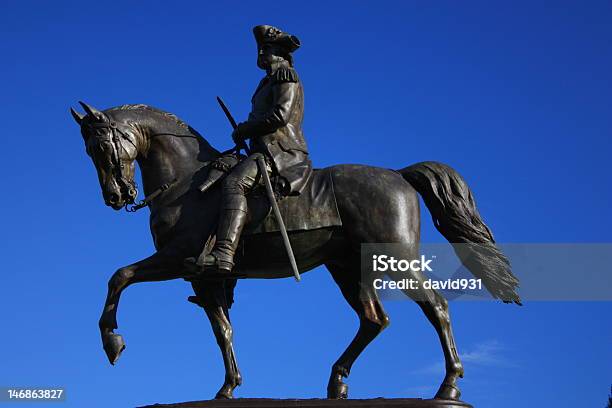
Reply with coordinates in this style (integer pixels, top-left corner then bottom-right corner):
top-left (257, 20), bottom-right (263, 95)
top-left (203, 253), bottom-right (234, 273)
top-left (184, 255), bottom-right (244, 279)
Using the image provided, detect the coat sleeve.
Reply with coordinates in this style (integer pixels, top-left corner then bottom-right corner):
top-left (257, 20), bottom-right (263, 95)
top-left (238, 81), bottom-right (297, 139)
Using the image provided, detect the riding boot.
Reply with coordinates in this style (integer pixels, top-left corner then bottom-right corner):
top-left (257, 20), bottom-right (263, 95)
top-left (202, 194), bottom-right (248, 273)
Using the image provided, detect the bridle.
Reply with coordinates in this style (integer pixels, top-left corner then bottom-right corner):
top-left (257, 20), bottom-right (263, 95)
top-left (88, 118), bottom-right (143, 212)
top-left (87, 117), bottom-right (210, 213)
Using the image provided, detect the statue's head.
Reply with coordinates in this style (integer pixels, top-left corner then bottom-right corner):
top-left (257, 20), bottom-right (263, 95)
top-left (253, 25), bottom-right (300, 70)
top-left (70, 102), bottom-right (139, 210)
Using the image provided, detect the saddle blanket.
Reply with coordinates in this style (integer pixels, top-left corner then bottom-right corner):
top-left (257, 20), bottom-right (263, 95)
top-left (244, 167), bottom-right (342, 235)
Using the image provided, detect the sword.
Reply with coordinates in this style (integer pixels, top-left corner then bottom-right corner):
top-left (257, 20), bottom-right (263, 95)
top-left (216, 96), bottom-right (301, 282)
top-left (217, 96), bottom-right (251, 155)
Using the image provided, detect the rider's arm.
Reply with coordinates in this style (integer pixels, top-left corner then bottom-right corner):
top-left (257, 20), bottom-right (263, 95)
top-left (237, 81), bottom-right (297, 139)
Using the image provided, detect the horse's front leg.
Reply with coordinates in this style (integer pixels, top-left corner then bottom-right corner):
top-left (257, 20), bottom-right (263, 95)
top-left (98, 251), bottom-right (183, 365)
top-left (203, 304), bottom-right (242, 398)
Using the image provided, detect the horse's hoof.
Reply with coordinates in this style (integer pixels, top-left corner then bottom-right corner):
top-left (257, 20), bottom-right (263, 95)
top-left (214, 388), bottom-right (234, 399)
top-left (102, 332), bottom-right (126, 365)
top-left (434, 382), bottom-right (461, 400)
top-left (327, 381), bottom-right (349, 399)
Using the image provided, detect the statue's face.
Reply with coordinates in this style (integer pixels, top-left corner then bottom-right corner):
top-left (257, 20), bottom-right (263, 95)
top-left (257, 43), bottom-right (286, 70)
top-left (81, 117), bottom-right (139, 210)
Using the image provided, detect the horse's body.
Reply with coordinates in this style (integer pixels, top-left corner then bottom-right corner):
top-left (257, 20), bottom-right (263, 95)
top-left (154, 162), bottom-right (420, 280)
top-left (73, 103), bottom-right (519, 402)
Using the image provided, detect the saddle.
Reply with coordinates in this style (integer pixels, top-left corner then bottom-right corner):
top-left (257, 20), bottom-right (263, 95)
top-left (200, 154), bottom-right (342, 235)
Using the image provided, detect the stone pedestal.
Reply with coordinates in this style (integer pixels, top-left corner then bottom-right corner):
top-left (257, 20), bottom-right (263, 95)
top-left (140, 398), bottom-right (473, 408)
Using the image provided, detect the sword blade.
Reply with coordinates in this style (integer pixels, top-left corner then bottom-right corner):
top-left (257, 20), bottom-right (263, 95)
top-left (256, 156), bottom-right (301, 282)
top-left (216, 96), bottom-right (251, 155)
top-left (216, 96), bottom-right (239, 129)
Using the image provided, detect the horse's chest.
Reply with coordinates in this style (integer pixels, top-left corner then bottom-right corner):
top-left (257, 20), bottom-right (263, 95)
top-left (149, 208), bottom-right (181, 249)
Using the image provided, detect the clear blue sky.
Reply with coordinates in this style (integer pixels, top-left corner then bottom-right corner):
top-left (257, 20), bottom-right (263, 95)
top-left (1, 1), bottom-right (611, 407)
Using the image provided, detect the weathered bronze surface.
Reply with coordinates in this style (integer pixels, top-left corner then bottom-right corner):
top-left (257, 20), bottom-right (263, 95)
top-left (71, 25), bottom-right (519, 405)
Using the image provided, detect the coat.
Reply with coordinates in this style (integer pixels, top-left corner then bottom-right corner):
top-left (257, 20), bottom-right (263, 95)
top-left (238, 66), bottom-right (312, 195)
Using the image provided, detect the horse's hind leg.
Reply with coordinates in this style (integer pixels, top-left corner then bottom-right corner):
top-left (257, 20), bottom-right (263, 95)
top-left (422, 293), bottom-right (463, 400)
top-left (325, 262), bottom-right (389, 399)
top-left (388, 268), bottom-right (464, 401)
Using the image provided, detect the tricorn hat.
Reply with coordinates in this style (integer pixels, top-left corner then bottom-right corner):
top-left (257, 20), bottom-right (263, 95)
top-left (253, 25), bottom-right (300, 53)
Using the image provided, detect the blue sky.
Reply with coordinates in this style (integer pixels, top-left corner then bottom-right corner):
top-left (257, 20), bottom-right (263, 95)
top-left (0, 1), bottom-right (611, 407)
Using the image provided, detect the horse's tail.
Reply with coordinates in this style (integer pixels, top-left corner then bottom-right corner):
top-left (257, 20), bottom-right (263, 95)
top-left (399, 161), bottom-right (521, 304)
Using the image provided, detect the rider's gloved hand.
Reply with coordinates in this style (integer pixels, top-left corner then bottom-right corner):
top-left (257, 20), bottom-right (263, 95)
top-left (231, 126), bottom-right (244, 145)
top-left (232, 122), bottom-right (252, 145)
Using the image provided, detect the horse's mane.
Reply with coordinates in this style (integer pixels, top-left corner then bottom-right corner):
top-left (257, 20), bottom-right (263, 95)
top-left (106, 104), bottom-right (189, 130)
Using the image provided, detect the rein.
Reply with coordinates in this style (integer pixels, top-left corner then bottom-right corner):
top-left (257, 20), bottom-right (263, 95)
top-left (125, 177), bottom-right (179, 212)
top-left (125, 158), bottom-right (216, 212)
top-left (89, 119), bottom-right (211, 213)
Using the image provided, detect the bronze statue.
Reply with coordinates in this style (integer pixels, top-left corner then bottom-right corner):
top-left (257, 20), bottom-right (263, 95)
top-left (70, 25), bottom-right (520, 405)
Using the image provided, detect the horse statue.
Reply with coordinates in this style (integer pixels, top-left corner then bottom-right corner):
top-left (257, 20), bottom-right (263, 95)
top-left (70, 101), bottom-right (520, 402)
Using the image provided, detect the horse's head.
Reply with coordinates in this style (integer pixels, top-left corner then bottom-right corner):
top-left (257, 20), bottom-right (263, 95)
top-left (71, 101), bottom-right (139, 210)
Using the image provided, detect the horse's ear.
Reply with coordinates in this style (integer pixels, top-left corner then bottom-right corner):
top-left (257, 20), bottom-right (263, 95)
top-left (70, 107), bottom-right (85, 125)
top-left (79, 101), bottom-right (103, 120)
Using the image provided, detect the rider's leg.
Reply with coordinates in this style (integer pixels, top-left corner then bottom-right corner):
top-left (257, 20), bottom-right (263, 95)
top-left (207, 193), bottom-right (247, 272)
top-left (203, 153), bottom-right (264, 272)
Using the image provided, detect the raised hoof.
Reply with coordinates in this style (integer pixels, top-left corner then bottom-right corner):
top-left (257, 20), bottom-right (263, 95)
top-left (435, 382), bottom-right (461, 401)
top-left (102, 332), bottom-right (126, 365)
top-left (327, 381), bottom-right (349, 399)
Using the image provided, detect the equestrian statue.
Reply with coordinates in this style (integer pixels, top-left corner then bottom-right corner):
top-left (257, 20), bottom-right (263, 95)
top-left (70, 25), bottom-right (520, 404)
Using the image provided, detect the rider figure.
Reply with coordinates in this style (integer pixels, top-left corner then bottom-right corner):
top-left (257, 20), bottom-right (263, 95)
top-left (189, 25), bottom-right (312, 275)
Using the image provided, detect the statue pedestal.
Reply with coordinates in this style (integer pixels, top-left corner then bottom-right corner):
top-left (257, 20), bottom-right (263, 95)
top-left (139, 398), bottom-right (473, 408)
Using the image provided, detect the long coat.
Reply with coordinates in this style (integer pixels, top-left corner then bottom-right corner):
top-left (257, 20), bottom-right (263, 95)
top-left (238, 66), bottom-right (312, 195)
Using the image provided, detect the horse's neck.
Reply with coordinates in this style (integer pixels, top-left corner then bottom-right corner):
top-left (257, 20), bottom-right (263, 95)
top-left (134, 112), bottom-right (218, 198)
